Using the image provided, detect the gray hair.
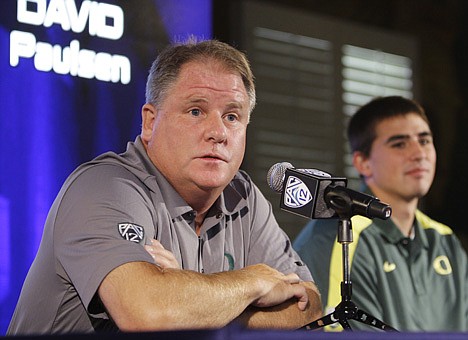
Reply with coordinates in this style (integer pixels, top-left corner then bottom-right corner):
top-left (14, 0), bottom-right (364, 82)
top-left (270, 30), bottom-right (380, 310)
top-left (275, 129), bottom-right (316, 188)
top-left (145, 38), bottom-right (256, 117)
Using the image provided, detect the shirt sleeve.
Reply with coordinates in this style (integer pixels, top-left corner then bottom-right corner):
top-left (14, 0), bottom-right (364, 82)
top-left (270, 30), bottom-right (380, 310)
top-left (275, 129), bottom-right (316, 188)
top-left (53, 164), bottom-right (156, 316)
top-left (451, 234), bottom-right (468, 329)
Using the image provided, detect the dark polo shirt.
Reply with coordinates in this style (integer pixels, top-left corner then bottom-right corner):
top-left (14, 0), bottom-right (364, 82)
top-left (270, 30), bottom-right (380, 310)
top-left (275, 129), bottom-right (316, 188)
top-left (294, 186), bottom-right (468, 332)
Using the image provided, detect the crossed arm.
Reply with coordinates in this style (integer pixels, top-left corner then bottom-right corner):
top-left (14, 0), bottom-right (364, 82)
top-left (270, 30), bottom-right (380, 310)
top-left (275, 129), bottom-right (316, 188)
top-left (97, 240), bottom-right (322, 332)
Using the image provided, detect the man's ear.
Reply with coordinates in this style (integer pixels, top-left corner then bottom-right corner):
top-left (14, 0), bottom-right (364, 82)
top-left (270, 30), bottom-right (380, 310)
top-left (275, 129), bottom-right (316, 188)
top-left (353, 151), bottom-right (372, 178)
top-left (141, 104), bottom-right (156, 142)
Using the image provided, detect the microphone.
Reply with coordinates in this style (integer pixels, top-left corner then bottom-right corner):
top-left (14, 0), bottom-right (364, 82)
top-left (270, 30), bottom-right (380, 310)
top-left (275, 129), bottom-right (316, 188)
top-left (267, 162), bottom-right (391, 220)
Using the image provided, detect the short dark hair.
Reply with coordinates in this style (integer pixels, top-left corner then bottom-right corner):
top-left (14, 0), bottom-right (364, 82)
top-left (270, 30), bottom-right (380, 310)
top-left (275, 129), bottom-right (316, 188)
top-left (145, 37), bottom-right (256, 116)
top-left (347, 96), bottom-right (429, 157)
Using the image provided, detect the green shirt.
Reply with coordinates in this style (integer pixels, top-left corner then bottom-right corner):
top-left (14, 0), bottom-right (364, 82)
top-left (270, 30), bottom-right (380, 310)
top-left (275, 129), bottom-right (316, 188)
top-left (294, 200), bottom-right (468, 332)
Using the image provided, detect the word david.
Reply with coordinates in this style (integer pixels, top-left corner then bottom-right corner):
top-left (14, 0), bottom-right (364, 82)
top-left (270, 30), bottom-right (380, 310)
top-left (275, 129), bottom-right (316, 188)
top-left (10, 0), bottom-right (131, 84)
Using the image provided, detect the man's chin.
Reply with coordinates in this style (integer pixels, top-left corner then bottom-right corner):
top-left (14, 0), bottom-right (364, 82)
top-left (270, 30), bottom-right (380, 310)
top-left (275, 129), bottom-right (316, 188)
top-left (194, 176), bottom-right (231, 192)
top-left (408, 187), bottom-right (430, 200)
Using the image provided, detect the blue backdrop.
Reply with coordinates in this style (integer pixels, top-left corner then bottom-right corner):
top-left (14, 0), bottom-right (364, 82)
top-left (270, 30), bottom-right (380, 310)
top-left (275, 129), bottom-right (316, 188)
top-left (0, 0), bottom-right (211, 334)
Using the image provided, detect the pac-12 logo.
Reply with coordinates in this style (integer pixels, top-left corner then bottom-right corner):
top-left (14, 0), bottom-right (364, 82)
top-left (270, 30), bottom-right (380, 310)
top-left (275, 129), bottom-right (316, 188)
top-left (118, 223), bottom-right (144, 243)
top-left (283, 176), bottom-right (312, 208)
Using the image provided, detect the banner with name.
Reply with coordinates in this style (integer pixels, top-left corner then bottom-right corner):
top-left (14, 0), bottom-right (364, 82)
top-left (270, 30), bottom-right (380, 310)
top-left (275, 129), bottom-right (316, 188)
top-left (0, 0), bottom-right (211, 333)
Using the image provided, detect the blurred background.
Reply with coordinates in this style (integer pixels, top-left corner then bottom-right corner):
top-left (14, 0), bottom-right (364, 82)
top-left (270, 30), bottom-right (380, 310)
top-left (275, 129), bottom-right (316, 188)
top-left (1, 0), bottom-right (468, 334)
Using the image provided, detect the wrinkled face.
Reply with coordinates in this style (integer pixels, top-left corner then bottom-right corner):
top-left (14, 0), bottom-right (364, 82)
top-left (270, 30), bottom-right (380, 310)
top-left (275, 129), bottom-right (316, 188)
top-left (141, 60), bottom-right (250, 201)
top-left (357, 113), bottom-right (437, 203)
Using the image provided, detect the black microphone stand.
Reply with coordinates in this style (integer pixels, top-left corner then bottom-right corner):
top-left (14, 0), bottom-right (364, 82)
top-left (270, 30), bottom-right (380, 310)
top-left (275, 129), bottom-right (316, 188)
top-left (302, 191), bottom-right (397, 332)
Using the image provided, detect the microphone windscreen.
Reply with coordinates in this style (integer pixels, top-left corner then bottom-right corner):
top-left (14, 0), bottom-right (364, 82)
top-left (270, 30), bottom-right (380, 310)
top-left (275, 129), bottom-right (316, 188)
top-left (267, 162), bottom-right (293, 192)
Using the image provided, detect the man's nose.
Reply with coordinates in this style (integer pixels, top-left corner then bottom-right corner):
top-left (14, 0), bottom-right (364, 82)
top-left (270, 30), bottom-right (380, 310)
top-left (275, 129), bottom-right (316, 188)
top-left (409, 140), bottom-right (427, 160)
top-left (204, 114), bottom-right (227, 143)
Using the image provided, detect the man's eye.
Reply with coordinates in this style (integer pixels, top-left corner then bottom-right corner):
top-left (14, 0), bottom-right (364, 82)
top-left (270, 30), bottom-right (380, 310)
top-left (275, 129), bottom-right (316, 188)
top-left (391, 142), bottom-right (406, 149)
top-left (419, 138), bottom-right (432, 146)
top-left (226, 114), bottom-right (238, 122)
top-left (190, 109), bottom-right (201, 116)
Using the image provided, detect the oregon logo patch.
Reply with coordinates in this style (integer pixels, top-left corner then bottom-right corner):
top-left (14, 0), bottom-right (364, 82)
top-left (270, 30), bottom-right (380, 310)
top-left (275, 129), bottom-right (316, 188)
top-left (118, 223), bottom-right (144, 243)
top-left (224, 253), bottom-right (235, 271)
top-left (433, 255), bottom-right (452, 275)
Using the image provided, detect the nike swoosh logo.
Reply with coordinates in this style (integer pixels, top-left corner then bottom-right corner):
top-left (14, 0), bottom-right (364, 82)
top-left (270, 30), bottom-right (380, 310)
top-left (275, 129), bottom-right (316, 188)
top-left (383, 261), bottom-right (396, 273)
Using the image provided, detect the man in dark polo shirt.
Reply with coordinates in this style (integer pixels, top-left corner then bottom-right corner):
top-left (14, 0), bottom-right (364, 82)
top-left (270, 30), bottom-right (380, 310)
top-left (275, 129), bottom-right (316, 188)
top-left (7, 39), bottom-right (322, 335)
top-left (294, 96), bottom-right (468, 331)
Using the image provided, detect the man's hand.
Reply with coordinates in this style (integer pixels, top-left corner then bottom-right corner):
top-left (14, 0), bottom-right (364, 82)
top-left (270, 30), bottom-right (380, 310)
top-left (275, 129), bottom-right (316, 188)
top-left (144, 239), bottom-right (180, 269)
top-left (235, 265), bottom-right (322, 329)
top-left (245, 264), bottom-right (309, 311)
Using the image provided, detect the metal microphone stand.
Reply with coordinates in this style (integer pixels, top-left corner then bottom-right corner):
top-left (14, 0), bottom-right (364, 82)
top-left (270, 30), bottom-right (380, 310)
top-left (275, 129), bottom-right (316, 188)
top-left (303, 196), bottom-right (397, 331)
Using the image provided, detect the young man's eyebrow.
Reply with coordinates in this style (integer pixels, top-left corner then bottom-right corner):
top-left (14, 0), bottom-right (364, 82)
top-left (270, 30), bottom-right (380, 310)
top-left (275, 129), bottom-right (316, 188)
top-left (385, 131), bottom-right (432, 144)
top-left (417, 131), bottom-right (433, 138)
top-left (385, 134), bottom-right (409, 144)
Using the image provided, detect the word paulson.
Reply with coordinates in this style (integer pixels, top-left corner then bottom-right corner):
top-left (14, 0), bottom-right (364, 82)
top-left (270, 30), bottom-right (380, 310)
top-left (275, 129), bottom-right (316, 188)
top-left (10, 31), bottom-right (131, 84)
top-left (11, 0), bottom-right (131, 84)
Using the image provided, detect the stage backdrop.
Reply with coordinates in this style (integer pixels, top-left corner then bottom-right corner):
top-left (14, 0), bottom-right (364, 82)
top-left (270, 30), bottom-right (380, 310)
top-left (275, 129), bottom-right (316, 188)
top-left (0, 0), bottom-right (212, 334)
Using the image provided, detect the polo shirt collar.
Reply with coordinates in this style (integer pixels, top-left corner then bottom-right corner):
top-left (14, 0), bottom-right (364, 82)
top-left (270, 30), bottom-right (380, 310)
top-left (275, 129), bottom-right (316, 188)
top-left (413, 214), bottom-right (429, 249)
top-left (359, 185), bottom-right (429, 250)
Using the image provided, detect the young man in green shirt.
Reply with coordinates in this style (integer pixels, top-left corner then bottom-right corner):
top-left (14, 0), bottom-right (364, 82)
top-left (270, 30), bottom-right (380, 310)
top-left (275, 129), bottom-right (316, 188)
top-left (294, 96), bottom-right (468, 331)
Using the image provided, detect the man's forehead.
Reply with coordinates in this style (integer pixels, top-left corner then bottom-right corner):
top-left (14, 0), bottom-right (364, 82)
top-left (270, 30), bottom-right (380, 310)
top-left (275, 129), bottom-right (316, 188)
top-left (375, 114), bottom-right (431, 138)
top-left (177, 61), bottom-right (245, 90)
top-left (179, 59), bottom-right (238, 79)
